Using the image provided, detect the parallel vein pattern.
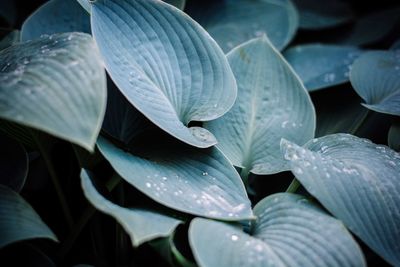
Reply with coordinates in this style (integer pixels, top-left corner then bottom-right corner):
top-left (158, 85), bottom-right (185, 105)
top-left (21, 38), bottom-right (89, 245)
top-left (91, 0), bottom-right (237, 148)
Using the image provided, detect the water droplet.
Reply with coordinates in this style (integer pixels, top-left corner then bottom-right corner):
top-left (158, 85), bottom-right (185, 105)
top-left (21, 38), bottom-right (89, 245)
top-left (231, 235), bottom-right (239, 241)
top-left (323, 73), bottom-right (336, 83)
top-left (281, 121), bottom-right (289, 128)
top-left (162, 176), bottom-right (168, 181)
top-left (202, 172), bottom-right (208, 176)
top-left (145, 182), bottom-right (151, 188)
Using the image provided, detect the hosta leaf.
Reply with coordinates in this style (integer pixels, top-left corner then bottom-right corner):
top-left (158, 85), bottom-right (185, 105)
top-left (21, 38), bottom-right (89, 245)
top-left (90, 0), bottom-right (236, 148)
top-left (97, 136), bottom-right (253, 220)
top-left (292, 0), bottom-right (353, 30)
top-left (0, 185), bottom-right (58, 248)
top-left (388, 122), bottom-right (400, 151)
top-left (350, 50), bottom-right (400, 116)
top-left (21, 0), bottom-right (91, 42)
top-left (284, 44), bottom-right (362, 92)
top-left (281, 134), bottom-right (400, 266)
top-left (189, 193), bottom-right (365, 267)
top-left (164, 0), bottom-right (186, 10)
top-left (0, 134), bottom-right (28, 192)
top-left (102, 78), bottom-right (153, 146)
top-left (0, 30), bottom-right (20, 51)
top-left (205, 37), bottom-right (315, 175)
top-left (187, 0), bottom-right (298, 52)
top-left (81, 170), bottom-right (183, 247)
top-left (0, 32), bottom-right (106, 151)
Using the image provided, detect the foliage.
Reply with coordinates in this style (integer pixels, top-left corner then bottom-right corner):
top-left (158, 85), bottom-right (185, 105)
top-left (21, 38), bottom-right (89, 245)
top-left (0, 0), bottom-right (399, 266)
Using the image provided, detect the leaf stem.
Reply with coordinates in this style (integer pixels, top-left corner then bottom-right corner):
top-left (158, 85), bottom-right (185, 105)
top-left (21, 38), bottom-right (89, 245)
top-left (286, 178), bottom-right (301, 193)
top-left (31, 131), bottom-right (74, 230)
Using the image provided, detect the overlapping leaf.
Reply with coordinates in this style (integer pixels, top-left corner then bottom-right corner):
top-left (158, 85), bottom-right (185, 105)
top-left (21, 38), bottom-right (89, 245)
top-left (281, 134), bottom-right (400, 266)
top-left (292, 0), bottom-right (353, 30)
top-left (97, 136), bottom-right (253, 221)
top-left (205, 37), bottom-right (315, 175)
top-left (0, 31), bottom-right (20, 51)
top-left (350, 50), bottom-right (400, 116)
top-left (284, 44), bottom-right (362, 91)
top-left (81, 170), bottom-right (183, 247)
top-left (21, 0), bottom-right (90, 41)
top-left (189, 193), bottom-right (365, 267)
top-left (187, 0), bottom-right (298, 52)
top-left (0, 185), bottom-right (58, 248)
top-left (90, 0), bottom-right (237, 148)
top-left (0, 32), bottom-right (106, 151)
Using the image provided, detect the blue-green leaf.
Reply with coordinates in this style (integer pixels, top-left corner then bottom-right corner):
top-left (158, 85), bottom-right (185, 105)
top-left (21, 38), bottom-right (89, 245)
top-left (281, 134), bottom-right (400, 266)
top-left (90, 0), bottom-right (236, 148)
top-left (0, 185), bottom-right (58, 248)
top-left (187, 0), bottom-right (298, 52)
top-left (0, 32), bottom-right (106, 151)
top-left (21, 0), bottom-right (90, 42)
top-left (0, 30), bottom-right (20, 51)
top-left (292, 0), bottom-right (353, 30)
top-left (205, 37), bottom-right (315, 175)
top-left (189, 193), bottom-right (365, 267)
top-left (81, 170), bottom-right (183, 247)
top-left (350, 50), bottom-right (400, 116)
top-left (284, 44), bottom-right (362, 92)
top-left (0, 135), bottom-right (28, 192)
top-left (164, 0), bottom-right (186, 10)
top-left (97, 136), bottom-right (253, 221)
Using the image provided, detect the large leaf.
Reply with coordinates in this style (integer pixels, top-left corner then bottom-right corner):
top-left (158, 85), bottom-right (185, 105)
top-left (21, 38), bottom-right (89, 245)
top-left (189, 193), bottom-right (365, 267)
top-left (90, 0), bottom-right (236, 148)
top-left (164, 0), bottom-right (186, 10)
top-left (21, 0), bottom-right (91, 41)
top-left (97, 136), bottom-right (253, 220)
top-left (0, 185), bottom-right (58, 248)
top-left (81, 170), bottom-right (183, 247)
top-left (292, 0), bottom-right (353, 30)
top-left (284, 44), bottom-right (362, 92)
top-left (0, 32), bottom-right (106, 151)
top-left (281, 134), bottom-right (400, 266)
top-left (205, 37), bottom-right (315, 175)
top-left (0, 30), bottom-right (20, 51)
top-left (350, 50), bottom-right (400, 116)
top-left (0, 134), bottom-right (28, 192)
top-left (186, 0), bottom-right (298, 52)
top-left (102, 78), bottom-right (153, 146)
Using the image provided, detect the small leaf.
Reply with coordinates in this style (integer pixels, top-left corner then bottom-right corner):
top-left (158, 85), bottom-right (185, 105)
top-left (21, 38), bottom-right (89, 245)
top-left (91, 0), bottom-right (236, 148)
top-left (350, 50), bottom-right (400, 116)
top-left (97, 136), bottom-right (253, 220)
top-left (205, 36), bottom-right (315, 175)
top-left (0, 30), bottom-right (20, 51)
top-left (281, 134), bottom-right (400, 266)
top-left (21, 0), bottom-right (91, 41)
top-left (81, 170), bottom-right (183, 247)
top-left (0, 185), bottom-right (58, 248)
top-left (186, 0), bottom-right (298, 52)
top-left (284, 44), bottom-right (362, 91)
top-left (388, 122), bottom-right (400, 151)
top-left (189, 193), bottom-right (365, 267)
top-left (0, 134), bottom-right (28, 192)
top-left (0, 32), bottom-right (107, 151)
top-left (292, 0), bottom-right (353, 30)
top-left (163, 0), bottom-right (186, 10)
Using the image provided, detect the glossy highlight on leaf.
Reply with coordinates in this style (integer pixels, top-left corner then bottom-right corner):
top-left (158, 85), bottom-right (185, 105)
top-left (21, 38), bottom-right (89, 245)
top-left (0, 32), bottom-right (107, 151)
top-left (189, 193), bottom-right (365, 267)
top-left (350, 50), bottom-right (400, 116)
top-left (81, 170), bottom-right (183, 247)
top-left (187, 0), bottom-right (299, 52)
top-left (97, 136), bottom-right (253, 221)
top-left (284, 44), bottom-right (362, 92)
top-left (281, 134), bottom-right (400, 266)
top-left (206, 36), bottom-right (315, 175)
top-left (21, 0), bottom-right (91, 41)
top-left (0, 185), bottom-right (58, 248)
top-left (90, 0), bottom-right (237, 148)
